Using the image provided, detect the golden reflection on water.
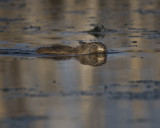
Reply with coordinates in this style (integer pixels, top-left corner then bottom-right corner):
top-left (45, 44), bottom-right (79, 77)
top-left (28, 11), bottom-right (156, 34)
top-left (0, 0), bottom-right (160, 128)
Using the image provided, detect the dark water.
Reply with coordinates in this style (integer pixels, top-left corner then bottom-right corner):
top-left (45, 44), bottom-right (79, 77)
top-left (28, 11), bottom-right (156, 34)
top-left (1, 0), bottom-right (160, 128)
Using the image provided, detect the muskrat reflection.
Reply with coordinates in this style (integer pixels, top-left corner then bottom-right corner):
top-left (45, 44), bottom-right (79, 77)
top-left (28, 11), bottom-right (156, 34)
top-left (77, 54), bottom-right (106, 66)
top-left (44, 54), bottom-right (107, 66)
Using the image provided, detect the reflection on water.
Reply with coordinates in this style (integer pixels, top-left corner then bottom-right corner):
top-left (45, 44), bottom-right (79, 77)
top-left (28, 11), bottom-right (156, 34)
top-left (76, 54), bottom-right (106, 66)
top-left (1, 0), bottom-right (160, 128)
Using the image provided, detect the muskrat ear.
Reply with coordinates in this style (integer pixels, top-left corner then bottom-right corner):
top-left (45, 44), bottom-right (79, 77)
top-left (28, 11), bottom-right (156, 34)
top-left (79, 40), bottom-right (86, 45)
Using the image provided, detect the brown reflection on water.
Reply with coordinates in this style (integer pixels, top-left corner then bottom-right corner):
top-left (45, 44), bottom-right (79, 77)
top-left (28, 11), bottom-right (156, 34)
top-left (131, 100), bottom-right (150, 128)
top-left (22, 0), bottom-right (99, 44)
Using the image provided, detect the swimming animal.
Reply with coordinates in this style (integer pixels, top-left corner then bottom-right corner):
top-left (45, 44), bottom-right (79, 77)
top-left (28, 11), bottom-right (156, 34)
top-left (36, 42), bottom-right (106, 55)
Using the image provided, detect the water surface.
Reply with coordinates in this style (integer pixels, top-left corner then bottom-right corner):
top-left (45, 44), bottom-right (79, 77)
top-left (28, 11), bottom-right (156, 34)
top-left (0, 0), bottom-right (160, 128)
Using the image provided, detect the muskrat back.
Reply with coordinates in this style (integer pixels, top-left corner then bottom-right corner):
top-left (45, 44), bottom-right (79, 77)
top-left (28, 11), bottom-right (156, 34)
top-left (36, 44), bottom-right (77, 55)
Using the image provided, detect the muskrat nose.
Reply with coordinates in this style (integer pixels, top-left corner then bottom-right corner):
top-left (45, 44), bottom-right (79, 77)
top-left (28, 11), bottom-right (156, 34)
top-left (98, 47), bottom-right (105, 52)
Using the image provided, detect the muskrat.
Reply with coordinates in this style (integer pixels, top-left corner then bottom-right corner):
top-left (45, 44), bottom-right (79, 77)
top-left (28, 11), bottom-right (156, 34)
top-left (36, 42), bottom-right (106, 55)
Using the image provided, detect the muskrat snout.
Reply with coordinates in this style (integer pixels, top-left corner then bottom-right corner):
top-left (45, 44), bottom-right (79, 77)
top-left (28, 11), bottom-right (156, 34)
top-left (97, 46), bottom-right (106, 52)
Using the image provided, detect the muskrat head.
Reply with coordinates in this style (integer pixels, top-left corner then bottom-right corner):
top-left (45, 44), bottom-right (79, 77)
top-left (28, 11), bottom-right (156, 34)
top-left (78, 42), bottom-right (106, 55)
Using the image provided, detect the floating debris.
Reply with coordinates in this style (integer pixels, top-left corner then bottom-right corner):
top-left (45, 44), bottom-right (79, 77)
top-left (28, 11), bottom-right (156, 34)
top-left (87, 24), bottom-right (117, 38)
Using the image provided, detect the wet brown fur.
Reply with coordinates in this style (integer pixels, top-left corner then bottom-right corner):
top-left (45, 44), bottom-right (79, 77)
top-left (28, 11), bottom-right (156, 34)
top-left (36, 42), bottom-right (106, 55)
